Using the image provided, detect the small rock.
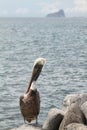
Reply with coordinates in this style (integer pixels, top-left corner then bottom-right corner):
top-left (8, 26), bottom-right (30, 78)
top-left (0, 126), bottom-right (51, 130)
top-left (59, 103), bottom-right (86, 130)
top-left (42, 108), bottom-right (64, 130)
top-left (64, 123), bottom-right (87, 130)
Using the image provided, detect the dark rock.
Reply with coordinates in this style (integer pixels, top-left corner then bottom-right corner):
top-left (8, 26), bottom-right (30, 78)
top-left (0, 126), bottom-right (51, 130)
top-left (59, 103), bottom-right (86, 130)
top-left (46, 9), bottom-right (65, 18)
top-left (64, 123), bottom-right (87, 130)
top-left (81, 101), bottom-right (87, 124)
top-left (42, 108), bottom-right (64, 130)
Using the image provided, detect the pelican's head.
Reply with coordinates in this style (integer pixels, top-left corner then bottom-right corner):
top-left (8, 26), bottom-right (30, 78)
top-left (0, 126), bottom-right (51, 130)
top-left (31, 58), bottom-right (46, 82)
top-left (33, 58), bottom-right (46, 68)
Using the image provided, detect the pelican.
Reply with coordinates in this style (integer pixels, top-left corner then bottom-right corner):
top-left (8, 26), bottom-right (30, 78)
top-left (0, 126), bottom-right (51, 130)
top-left (20, 58), bottom-right (46, 124)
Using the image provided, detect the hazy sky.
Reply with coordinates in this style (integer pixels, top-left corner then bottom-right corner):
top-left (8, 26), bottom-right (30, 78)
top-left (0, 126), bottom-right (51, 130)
top-left (0, 0), bottom-right (87, 17)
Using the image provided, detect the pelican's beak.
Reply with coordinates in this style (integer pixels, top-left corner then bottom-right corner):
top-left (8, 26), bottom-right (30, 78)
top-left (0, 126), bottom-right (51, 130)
top-left (26, 58), bottom-right (46, 93)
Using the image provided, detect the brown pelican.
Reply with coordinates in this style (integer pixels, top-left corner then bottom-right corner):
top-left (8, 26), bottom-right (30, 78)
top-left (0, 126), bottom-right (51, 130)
top-left (20, 58), bottom-right (46, 124)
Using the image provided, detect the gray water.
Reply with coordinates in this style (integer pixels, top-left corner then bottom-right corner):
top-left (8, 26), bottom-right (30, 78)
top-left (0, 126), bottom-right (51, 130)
top-left (0, 17), bottom-right (87, 130)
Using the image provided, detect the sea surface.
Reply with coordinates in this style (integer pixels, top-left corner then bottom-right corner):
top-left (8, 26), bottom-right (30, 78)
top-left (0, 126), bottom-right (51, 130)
top-left (0, 17), bottom-right (87, 130)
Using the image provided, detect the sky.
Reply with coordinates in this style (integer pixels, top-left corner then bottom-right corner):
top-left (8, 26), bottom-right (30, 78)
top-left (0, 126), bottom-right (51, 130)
top-left (0, 0), bottom-right (87, 17)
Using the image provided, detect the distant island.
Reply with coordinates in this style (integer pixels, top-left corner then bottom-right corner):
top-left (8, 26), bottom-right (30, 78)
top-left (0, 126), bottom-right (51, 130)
top-left (46, 9), bottom-right (65, 18)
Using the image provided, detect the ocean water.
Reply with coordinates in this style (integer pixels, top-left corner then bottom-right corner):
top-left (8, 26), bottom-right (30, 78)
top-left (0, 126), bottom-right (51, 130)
top-left (0, 17), bottom-right (87, 130)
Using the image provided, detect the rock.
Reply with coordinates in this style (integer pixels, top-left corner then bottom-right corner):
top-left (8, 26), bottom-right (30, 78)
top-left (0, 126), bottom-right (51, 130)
top-left (59, 103), bottom-right (86, 130)
top-left (63, 93), bottom-right (87, 111)
top-left (42, 108), bottom-right (64, 130)
top-left (11, 124), bottom-right (41, 130)
top-left (81, 101), bottom-right (87, 124)
top-left (46, 9), bottom-right (65, 18)
top-left (64, 123), bottom-right (87, 130)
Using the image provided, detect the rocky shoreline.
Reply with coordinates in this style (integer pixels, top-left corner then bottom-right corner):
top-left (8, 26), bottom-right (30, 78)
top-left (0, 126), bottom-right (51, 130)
top-left (11, 93), bottom-right (87, 130)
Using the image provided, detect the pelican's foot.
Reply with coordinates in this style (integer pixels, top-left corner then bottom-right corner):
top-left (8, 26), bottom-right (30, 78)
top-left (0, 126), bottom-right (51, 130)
top-left (36, 117), bottom-right (38, 124)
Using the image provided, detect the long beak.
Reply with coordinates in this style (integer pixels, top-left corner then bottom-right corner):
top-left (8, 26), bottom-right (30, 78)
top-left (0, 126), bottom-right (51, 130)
top-left (26, 58), bottom-right (46, 93)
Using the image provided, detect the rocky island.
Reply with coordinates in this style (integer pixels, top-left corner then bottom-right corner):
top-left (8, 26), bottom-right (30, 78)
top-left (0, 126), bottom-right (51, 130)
top-left (46, 9), bottom-right (65, 18)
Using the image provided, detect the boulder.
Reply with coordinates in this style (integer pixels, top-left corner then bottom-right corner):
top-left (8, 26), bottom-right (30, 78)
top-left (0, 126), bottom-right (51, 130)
top-left (63, 93), bottom-right (87, 111)
top-left (64, 123), bottom-right (87, 130)
top-left (59, 103), bottom-right (86, 130)
top-left (81, 101), bottom-right (87, 124)
top-left (42, 108), bottom-right (64, 130)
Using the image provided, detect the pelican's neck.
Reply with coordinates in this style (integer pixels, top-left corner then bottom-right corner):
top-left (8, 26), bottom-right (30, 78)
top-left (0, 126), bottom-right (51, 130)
top-left (26, 77), bottom-right (33, 93)
top-left (30, 81), bottom-right (37, 91)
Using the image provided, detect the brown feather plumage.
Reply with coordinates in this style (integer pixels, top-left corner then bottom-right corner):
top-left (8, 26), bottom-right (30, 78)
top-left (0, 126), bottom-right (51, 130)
top-left (20, 90), bottom-right (40, 123)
